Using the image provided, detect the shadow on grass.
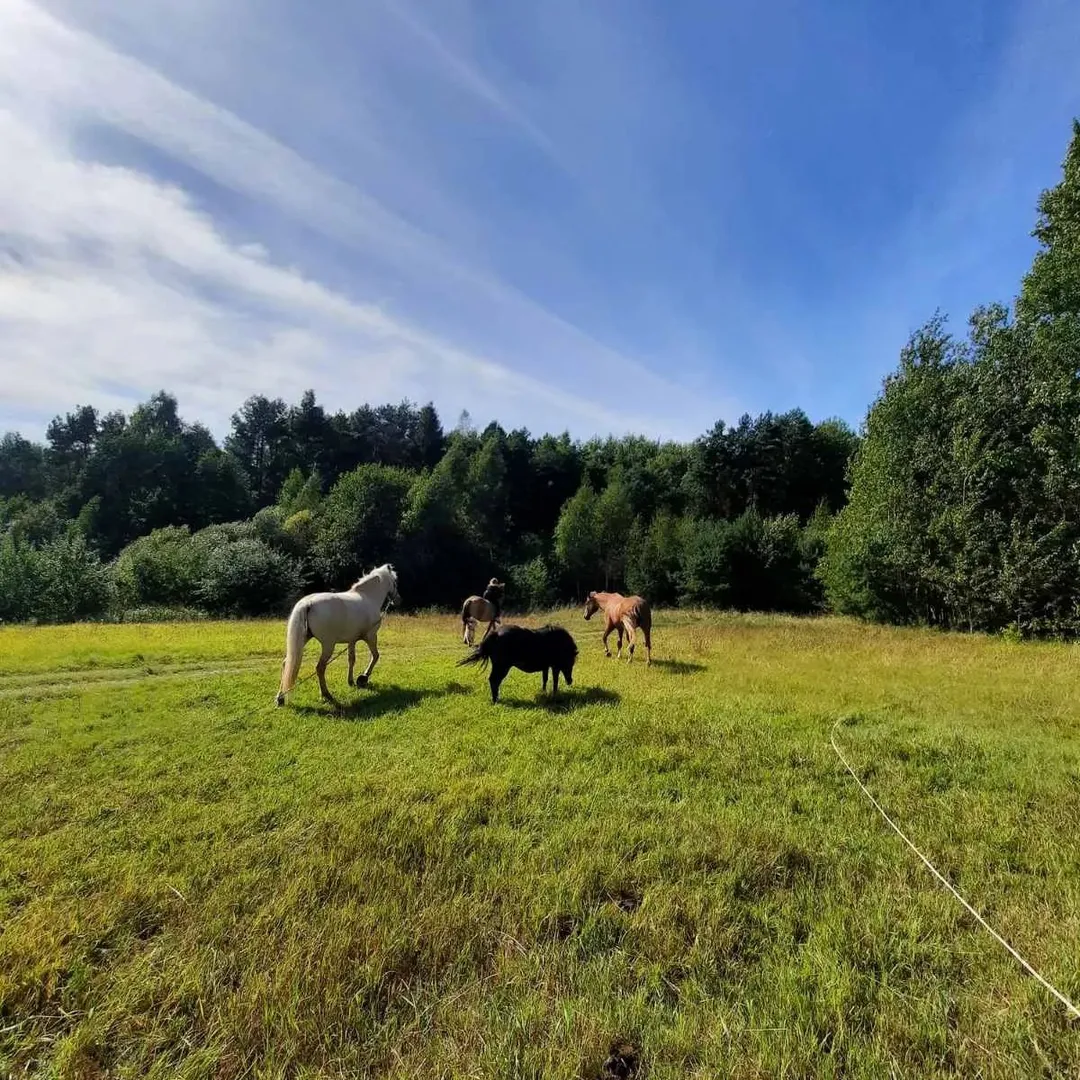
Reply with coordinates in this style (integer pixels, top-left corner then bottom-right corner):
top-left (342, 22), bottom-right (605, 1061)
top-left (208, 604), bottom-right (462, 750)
top-left (650, 658), bottom-right (707, 675)
top-left (292, 682), bottom-right (465, 721)
top-left (499, 686), bottom-right (621, 712)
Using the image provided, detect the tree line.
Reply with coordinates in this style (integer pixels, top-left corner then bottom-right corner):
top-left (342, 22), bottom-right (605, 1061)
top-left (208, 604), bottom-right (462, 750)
top-left (3, 118), bottom-right (1079, 636)
top-left (0, 389), bottom-right (855, 622)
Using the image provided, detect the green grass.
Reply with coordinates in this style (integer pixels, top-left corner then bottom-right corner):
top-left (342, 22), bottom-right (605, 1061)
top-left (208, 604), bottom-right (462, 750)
top-left (2, 610), bottom-right (1080, 1078)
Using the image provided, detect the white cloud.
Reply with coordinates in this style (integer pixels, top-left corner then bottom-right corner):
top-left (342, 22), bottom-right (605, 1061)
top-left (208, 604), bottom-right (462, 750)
top-left (0, 0), bottom-right (730, 442)
top-left (0, 110), bottom-right (648, 438)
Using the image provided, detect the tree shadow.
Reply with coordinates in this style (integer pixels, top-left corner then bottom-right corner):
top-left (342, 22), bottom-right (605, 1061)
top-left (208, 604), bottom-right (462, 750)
top-left (291, 682), bottom-right (463, 722)
top-left (499, 686), bottom-right (621, 712)
top-left (650, 659), bottom-right (707, 675)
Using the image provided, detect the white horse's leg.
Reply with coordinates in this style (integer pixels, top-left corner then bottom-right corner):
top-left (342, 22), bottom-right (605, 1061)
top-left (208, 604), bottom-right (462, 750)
top-left (357, 631), bottom-right (380, 686)
top-left (315, 639), bottom-right (337, 705)
top-left (347, 641), bottom-right (357, 686)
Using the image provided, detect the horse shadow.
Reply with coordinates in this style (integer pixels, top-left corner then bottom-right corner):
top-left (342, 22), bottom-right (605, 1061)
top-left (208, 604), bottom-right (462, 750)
top-left (650, 659), bottom-right (707, 675)
top-left (500, 686), bottom-right (621, 713)
top-left (293, 682), bottom-right (462, 722)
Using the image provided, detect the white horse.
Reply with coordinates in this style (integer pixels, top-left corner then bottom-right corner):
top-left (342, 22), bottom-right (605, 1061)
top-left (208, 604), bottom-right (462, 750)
top-left (276, 563), bottom-right (399, 707)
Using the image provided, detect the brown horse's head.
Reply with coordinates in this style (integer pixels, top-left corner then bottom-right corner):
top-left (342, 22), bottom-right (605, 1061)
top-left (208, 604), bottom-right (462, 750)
top-left (583, 591), bottom-right (600, 620)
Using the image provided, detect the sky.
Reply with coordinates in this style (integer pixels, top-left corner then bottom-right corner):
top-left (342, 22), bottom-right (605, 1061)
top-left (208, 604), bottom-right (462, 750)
top-left (2, 0), bottom-right (1079, 445)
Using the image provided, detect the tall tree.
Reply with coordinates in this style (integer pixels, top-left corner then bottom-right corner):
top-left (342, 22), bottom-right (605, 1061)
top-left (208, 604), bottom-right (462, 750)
top-left (554, 482), bottom-right (601, 597)
top-left (0, 433), bottom-right (47, 500)
top-left (594, 469), bottom-right (635, 589)
top-left (226, 395), bottom-right (290, 505)
top-left (311, 464), bottom-right (412, 585)
top-left (45, 404), bottom-right (99, 492)
top-left (1019, 118), bottom-right (1080, 322)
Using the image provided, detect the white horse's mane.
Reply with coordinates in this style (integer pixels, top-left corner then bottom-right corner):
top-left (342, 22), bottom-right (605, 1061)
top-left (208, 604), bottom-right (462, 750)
top-left (350, 564), bottom-right (396, 594)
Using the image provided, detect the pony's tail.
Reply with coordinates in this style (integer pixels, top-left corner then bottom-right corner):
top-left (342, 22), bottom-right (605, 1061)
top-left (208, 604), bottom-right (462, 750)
top-left (277, 601), bottom-right (309, 703)
top-left (457, 632), bottom-right (495, 671)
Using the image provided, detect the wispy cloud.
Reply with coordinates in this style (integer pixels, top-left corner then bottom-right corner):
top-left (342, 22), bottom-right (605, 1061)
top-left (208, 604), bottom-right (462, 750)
top-left (6, 0), bottom-right (1074, 447)
top-left (1, 0), bottom-right (728, 441)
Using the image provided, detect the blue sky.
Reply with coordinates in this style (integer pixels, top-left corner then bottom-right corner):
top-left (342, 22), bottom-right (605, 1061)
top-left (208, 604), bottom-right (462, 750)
top-left (2, 0), bottom-right (1079, 444)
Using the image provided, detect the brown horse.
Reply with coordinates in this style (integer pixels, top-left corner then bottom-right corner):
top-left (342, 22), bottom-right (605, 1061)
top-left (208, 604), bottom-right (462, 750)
top-left (583, 590), bottom-right (652, 664)
top-left (460, 578), bottom-right (505, 645)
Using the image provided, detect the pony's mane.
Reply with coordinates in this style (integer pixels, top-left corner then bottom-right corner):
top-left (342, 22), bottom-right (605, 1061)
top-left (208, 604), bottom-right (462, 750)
top-left (350, 564), bottom-right (395, 594)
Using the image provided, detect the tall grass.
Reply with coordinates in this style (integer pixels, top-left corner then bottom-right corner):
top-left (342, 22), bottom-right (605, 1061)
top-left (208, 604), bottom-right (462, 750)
top-left (2, 612), bottom-right (1079, 1077)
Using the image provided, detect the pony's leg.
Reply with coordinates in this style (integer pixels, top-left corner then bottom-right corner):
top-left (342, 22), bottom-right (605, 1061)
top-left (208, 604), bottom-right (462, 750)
top-left (315, 640), bottom-right (337, 705)
top-left (644, 627), bottom-right (652, 666)
top-left (357, 632), bottom-right (380, 686)
top-left (347, 641), bottom-right (357, 686)
top-left (489, 664), bottom-right (508, 704)
top-left (542, 667), bottom-right (549, 693)
top-left (552, 668), bottom-right (560, 696)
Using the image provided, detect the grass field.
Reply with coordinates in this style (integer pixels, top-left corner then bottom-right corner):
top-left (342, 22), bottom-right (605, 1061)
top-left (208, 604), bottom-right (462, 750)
top-left (2, 610), bottom-right (1080, 1078)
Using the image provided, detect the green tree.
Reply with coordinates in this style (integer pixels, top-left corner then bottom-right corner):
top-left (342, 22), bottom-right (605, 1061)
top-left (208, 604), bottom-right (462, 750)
top-left (554, 482), bottom-right (600, 597)
top-left (0, 434), bottom-right (48, 500)
top-left (312, 464), bottom-right (412, 585)
top-left (820, 316), bottom-right (966, 625)
top-left (1019, 118), bottom-right (1080, 322)
top-left (594, 469), bottom-right (635, 589)
top-left (226, 395), bottom-right (290, 505)
top-left (626, 511), bottom-right (683, 606)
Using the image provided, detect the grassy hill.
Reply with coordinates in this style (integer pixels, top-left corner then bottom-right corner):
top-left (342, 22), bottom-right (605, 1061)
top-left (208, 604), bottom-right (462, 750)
top-left (2, 612), bottom-right (1079, 1078)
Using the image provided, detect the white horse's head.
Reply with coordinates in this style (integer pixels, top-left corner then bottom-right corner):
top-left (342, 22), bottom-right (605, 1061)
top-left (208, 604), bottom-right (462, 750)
top-left (380, 563), bottom-right (400, 608)
top-left (351, 563), bottom-right (399, 609)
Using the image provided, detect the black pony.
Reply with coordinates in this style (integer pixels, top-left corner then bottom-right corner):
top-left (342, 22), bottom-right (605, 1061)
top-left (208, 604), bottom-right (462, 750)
top-left (457, 624), bottom-right (578, 703)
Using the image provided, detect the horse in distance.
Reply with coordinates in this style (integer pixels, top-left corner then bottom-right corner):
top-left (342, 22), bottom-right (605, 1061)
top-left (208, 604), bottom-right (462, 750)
top-left (276, 563), bottom-right (399, 707)
top-left (460, 578), bottom-right (505, 645)
top-left (457, 624), bottom-right (578, 703)
top-left (583, 590), bottom-right (652, 665)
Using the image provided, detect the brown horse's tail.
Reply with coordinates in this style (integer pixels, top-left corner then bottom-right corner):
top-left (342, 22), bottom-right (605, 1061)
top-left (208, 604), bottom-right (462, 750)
top-left (639, 603), bottom-right (652, 647)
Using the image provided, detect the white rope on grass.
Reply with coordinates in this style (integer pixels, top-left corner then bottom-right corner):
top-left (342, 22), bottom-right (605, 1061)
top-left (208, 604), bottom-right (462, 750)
top-left (830, 718), bottom-right (1080, 1021)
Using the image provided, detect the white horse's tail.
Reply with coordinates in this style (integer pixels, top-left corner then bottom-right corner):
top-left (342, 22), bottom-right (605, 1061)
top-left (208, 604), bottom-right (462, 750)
top-left (278, 601), bottom-right (309, 700)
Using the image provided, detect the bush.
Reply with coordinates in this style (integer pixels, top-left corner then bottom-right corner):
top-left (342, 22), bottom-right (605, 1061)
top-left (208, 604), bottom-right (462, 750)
top-left (284, 509), bottom-right (316, 552)
top-left (0, 533), bottom-right (112, 624)
top-left (677, 517), bottom-right (736, 607)
top-left (112, 522), bottom-right (305, 616)
top-left (198, 537), bottom-right (303, 616)
top-left (113, 526), bottom-right (207, 610)
top-left (0, 532), bottom-right (43, 622)
top-left (508, 556), bottom-right (556, 611)
top-left (676, 510), bottom-right (822, 613)
top-left (35, 534), bottom-right (115, 623)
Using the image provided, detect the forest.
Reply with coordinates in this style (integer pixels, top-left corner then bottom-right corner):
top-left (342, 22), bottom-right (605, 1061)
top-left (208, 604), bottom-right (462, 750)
top-left (2, 118), bottom-right (1079, 636)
